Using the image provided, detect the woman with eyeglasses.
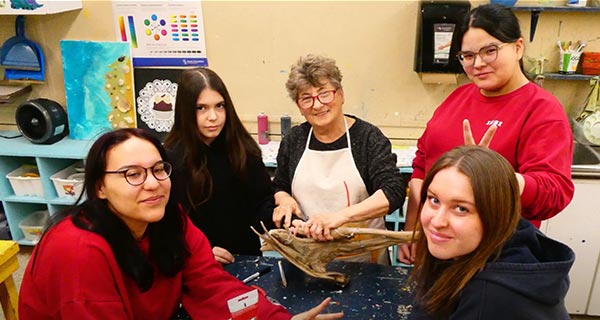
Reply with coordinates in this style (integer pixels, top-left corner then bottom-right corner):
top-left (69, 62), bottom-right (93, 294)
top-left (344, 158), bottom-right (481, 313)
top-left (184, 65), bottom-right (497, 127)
top-left (408, 145), bottom-right (573, 319)
top-left (398, 4), bottom-right (574, 264)
top-left (272, 54), bottom-right (405, 264)
top-left (19, 128), bottom-right (343, 320)
top-left (164, 68), bottom-right (276, 264)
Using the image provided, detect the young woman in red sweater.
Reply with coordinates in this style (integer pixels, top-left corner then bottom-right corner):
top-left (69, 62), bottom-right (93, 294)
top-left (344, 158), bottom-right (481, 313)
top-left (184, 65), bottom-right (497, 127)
top-left (19, 128), bottom-right (343, 320)
top-left (399, 4), bottom-right (573, 264)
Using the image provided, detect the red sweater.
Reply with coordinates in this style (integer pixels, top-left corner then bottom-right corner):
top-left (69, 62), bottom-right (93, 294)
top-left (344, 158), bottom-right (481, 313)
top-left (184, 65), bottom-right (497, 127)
top-left (19, 217), bottom-right (291, 320)
top-left (412, 82), bottom-right (574, 226)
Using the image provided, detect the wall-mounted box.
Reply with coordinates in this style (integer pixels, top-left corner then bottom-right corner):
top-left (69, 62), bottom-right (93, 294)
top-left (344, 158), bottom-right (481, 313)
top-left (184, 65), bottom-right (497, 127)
top-left (414, 1), bottom-right (471, 74)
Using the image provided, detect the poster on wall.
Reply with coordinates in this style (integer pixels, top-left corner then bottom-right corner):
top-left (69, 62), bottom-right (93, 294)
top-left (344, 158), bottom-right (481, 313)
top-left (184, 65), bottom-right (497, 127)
top-left (111, 0), bottom-right (208, 67)
top-left (134, 68), bottom-right (184, 141)
top-left (61, 40), bottom-right (136, 140)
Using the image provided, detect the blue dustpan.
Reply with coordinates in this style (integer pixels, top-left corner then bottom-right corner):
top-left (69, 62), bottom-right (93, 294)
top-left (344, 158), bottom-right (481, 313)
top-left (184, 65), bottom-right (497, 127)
top-left (4, 42), bottom-right (45, 81)
top-left (0, 15), bottom-right (42, 71)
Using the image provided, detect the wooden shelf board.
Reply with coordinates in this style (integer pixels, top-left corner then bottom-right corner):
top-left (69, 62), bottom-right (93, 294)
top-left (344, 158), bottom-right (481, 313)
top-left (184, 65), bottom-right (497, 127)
top-left (513, 6), bottom-right (600, 12)
top-left (0, 79), bottom-right (44, 86)
top-left (2, 195), bottom-right (45, 203)
top-left (0, 136), bottom-right (94, 159)
top-left (543, 73), bottom-right (598, 80)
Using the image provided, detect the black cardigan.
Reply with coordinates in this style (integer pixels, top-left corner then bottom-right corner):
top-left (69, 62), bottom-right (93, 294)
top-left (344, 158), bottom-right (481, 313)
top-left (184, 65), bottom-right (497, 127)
top-left (272, 115), bottom-right (406, 214)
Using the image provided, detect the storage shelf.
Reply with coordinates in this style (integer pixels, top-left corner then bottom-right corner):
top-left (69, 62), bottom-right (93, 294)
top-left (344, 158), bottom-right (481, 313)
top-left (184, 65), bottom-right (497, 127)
top-left (512, 6), bottom-right (600, 42)
top-left (0, 135), bottom-right (93, 245)
top-left (543, 73), bottom-right (598, 81)
top-left (17, 238), bottom-right (38, 246)
top-left (48, 197), bottom-right (79, 206)
top-left (1, 195), bottom-right (45, 203)
top-left (0, 134), bottom-right (94, 158)
top-left (513, 6), bottom-right (600, 12)
top-left (0, 1), bottom-right (82, 15)
top-left (0, 79), bottom-right (44, 86)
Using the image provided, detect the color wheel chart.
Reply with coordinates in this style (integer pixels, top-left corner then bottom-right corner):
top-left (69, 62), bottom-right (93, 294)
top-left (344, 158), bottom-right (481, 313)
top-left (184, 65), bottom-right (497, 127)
top-left (112, 1), bottom-right (208, 67)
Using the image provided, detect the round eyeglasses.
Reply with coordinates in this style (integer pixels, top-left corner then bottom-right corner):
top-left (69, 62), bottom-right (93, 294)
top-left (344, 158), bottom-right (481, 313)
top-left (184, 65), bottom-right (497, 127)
top-left (296, 90), bottom-right (337, 109)
top-left (105, 161), bottom-right (172, 186)
top-left (456, 43), bottom-right (512, 67)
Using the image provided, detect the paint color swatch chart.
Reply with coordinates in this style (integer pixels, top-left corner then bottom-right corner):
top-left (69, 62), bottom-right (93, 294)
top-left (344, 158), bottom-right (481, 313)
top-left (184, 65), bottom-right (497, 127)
top-left (112, 1), bottom-right (208, 67)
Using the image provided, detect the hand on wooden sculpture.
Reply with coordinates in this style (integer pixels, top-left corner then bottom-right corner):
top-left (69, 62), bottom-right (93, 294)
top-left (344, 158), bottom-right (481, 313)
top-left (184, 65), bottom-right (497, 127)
top-left (251, 222), bottom-right (416, 286)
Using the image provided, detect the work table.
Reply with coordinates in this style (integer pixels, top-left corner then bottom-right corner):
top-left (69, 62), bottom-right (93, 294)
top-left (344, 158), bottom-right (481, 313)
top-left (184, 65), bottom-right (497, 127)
top-left (229, 255), bottom-right (414, 319)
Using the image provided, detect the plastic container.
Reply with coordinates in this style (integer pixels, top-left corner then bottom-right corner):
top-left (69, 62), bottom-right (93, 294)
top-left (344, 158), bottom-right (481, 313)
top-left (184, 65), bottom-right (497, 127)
top-left (558, 51), bottom-right (582, 74)
top-left (257, 112), bottom-right (269, 145)
top-left (280, 114), bottom-right (291, 139)
top-left (6, 165), bottom-right (43, 197)
top-left (490, 0), bottom-right (517, 6)
top-left (50, 162), bottom-right (85, 199)
top-left (18, 210), bottom-right (49, 243)
top-left (567, 0), bottom-right (587, 6)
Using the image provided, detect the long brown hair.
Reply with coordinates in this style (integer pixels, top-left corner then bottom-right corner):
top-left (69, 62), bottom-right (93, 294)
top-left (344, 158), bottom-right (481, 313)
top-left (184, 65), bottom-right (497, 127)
top-left (37, 129), bottom-right (187, 292)
top-left (164, 68), bottom-right (261, 207)
top-left (409, 146), bottom-right (521, 317)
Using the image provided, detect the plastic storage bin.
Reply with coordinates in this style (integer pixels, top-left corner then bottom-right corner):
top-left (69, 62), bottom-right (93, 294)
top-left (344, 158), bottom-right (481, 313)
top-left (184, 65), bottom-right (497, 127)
top-left (50, 162), bottom-right (85, 199)
top-left (6, 165), bottom-right (43, 197)
top-left (18, 210), bottom-right (49, 243)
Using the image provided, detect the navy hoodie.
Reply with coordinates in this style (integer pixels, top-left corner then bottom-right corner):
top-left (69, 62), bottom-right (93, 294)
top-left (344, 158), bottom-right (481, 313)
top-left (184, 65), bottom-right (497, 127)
top-left (411, 218), bottom-right (575, 320)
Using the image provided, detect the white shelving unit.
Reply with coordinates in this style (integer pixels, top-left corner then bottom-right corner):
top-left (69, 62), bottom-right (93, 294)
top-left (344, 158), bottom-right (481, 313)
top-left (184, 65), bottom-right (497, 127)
top-left (0, 135), bottom-right (93, 245)
top-left (0, 1), bottom-right (82, 15)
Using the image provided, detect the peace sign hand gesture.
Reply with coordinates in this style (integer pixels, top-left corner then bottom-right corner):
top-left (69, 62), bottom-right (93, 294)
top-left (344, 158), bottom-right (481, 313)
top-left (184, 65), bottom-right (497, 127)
top-left (463, 119), bottom-right (497, 147)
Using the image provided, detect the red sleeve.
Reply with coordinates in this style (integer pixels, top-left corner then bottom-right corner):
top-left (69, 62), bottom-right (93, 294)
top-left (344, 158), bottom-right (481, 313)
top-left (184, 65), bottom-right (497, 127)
top-left (19, 221), bottom-right (133, 320)
top-left (516, 105), bottom-right (574, 222)
top-left (411, 128), bottom-right (427, 180)
top-left (180, 217), bottom-right (291, 320)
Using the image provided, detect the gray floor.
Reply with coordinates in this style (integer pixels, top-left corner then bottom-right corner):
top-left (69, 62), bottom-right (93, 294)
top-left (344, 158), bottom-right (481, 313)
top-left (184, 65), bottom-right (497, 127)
top-left (3, 246), bottom-right (600, 320)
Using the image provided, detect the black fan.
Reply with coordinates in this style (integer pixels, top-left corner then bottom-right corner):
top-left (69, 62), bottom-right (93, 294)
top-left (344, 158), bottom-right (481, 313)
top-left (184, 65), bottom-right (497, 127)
top-left (16, 98), bottom-right (68, 144)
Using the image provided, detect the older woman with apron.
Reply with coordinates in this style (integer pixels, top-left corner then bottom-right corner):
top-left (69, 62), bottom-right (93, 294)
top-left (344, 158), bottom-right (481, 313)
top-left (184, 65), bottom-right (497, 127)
top-left (272, 54), bottom-right (405, 264)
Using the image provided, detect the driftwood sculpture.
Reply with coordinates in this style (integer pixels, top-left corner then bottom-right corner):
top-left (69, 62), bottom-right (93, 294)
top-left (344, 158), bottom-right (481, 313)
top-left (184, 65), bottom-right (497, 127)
top-left (251, 222), bottom-right (417, 286)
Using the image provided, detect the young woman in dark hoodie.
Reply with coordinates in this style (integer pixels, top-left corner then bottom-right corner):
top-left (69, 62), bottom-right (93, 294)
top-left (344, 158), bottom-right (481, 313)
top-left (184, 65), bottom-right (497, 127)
top-left (409, 146), bottom-right (574, 319)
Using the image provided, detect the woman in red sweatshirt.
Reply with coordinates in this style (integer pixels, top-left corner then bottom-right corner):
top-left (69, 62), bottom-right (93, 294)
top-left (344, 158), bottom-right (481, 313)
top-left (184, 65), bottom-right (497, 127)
top-left (399, 4), bottom-right (574, 264)
top-left (19, 128), bottom-right (343, 320)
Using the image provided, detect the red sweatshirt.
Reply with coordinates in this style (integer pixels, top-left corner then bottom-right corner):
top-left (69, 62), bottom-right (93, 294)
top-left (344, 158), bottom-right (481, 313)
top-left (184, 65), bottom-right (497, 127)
top-left (412, 82), bottom-right (574, 226)
top-left (19, 217), bottom-right (291, 320)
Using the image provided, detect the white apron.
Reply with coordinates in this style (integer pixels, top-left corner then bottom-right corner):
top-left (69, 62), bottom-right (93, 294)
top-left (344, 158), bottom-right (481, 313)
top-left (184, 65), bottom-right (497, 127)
top-left (291, 120), bottom-right (387, 264)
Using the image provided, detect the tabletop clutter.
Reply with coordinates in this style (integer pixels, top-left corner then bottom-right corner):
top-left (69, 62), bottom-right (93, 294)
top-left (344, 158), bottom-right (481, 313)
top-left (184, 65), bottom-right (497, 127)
top-left (557, 38), bottom-right (600, 75)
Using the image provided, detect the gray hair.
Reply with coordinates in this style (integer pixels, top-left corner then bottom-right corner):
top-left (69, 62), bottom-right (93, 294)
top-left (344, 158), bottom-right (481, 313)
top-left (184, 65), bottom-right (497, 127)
top-left (285, 54), bottom-right (343, 101)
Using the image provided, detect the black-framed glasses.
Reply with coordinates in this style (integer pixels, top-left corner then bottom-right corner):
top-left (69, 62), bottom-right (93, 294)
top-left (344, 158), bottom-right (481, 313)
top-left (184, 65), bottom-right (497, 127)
top-left (296, 90), bottom-right (337, 109)
top-left (456, 43), bottom-right (512, 67)
top-left (105, 161), bottom-right (172, 186)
